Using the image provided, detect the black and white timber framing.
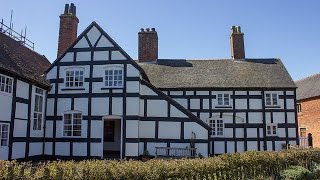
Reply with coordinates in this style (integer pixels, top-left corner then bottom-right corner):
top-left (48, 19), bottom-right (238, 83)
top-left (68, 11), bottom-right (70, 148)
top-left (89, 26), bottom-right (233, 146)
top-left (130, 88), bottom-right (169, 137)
top-left (0, 21), bottom-right (298, 160)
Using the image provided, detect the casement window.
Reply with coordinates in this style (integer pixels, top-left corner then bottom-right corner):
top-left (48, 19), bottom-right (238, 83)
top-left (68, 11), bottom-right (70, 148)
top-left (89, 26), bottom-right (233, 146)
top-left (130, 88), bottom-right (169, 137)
top-left (217, 93), bottom-right (230, 106)
top-left (63, 112), bottom-right (82, 137)
top-left (300, 127), bottom-right (307, 138)
top-left (0, 123), bottom-right (9, 147)
top-left (65, 69), bottom-right (84, 88)
top-left (0, 74), bottom-right (13, 94)
top-left (104, 67), bottom-right (123, 88)
top-left (265, 93), bottom-right (279, 106)
top-left (208, 119), bottom-right (224, 137)
top-left (297, 103), bottom-right (302, 113)
top-left (33, 88), bottom-right (44, 131)
top-left (266, 123), bottom-right (278, 136)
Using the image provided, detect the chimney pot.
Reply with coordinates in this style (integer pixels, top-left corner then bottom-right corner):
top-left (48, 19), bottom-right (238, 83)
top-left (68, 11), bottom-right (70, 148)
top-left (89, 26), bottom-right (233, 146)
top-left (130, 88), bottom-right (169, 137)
top-left (70, 3), bottom-right (75, 14)
top-left (146, 28), bottom-right (150, 32)
top-left (64, 4), bottom-right (69, 14)
top-left (151, 28), bottom-right (155, 31)
top-left (140, 28), bottom-right (144, 32)
top-left (74, 6), bottom-right (77, 15)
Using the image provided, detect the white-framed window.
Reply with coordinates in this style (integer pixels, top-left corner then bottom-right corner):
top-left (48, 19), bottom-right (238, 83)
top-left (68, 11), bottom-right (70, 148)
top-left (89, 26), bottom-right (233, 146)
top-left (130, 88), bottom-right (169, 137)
top-left (104, 67), bottom-right (123, 88)
top-left (0, 74), bottom-right (13, 94)
top-left (217, 93), bottom-right (230, 106)
top-left (208, 119), bottom-right (224, 137)
top-left (63, 111), bottom-right (82, 137)
top-left (266, 123), bottom-right (278, 136)
top-left (265, 93), bottom-right (279, 106)
top-left (33, 88), bottom-right (44, 131)
top-left (0, 123), bottom-right (9, 147)
top-left (65, 68), bottom-right (84, 88)
top-left (297, 103), bottom-right (302, 113)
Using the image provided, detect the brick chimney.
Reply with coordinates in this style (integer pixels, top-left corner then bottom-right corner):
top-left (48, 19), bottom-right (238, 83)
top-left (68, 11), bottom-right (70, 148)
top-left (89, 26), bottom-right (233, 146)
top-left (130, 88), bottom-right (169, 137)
top-left (57, 3), bottom-right (79, 58)
top-left (138, 28), bottom-right (158, 62)
top-left (230, 26), bottom-right (245, 60)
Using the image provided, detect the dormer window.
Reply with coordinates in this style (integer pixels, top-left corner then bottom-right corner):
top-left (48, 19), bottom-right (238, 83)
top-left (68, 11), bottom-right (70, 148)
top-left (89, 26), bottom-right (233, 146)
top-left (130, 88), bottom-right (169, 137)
top-left (104, 67), bottom-right (123, 88)
top-left (65, 68), bottom-right (84, 88)
top-left (265, 93), bottom-right (279, 106)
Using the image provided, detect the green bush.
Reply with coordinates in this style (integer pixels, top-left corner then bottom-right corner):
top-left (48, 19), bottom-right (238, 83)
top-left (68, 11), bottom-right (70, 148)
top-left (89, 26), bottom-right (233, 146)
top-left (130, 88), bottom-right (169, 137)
top-left (280, 166), bottom-right (312, 180)
top-left (0, 149), bottom-right (320, 179)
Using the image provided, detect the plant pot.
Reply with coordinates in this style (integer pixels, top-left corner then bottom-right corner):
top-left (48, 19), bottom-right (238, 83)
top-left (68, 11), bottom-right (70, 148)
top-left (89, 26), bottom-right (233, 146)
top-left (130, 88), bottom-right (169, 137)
top-left (141, 157), bottom-right (150, 162)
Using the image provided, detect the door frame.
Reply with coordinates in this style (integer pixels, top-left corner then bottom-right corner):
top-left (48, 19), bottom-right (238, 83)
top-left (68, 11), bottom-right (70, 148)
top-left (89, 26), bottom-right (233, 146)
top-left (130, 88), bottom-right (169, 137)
top-left (101, 115), bottom-right (123, 159)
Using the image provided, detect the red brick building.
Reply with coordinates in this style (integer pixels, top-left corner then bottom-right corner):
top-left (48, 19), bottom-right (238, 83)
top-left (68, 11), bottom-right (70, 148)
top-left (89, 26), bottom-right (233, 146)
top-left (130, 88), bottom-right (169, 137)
top-left (296, 73), bottom-right (320, 147)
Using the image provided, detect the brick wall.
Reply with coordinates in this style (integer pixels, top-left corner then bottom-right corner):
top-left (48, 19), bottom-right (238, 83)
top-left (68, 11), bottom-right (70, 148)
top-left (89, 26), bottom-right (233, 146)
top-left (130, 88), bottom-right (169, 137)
top-left (298, 96), bottom-right (320, 147)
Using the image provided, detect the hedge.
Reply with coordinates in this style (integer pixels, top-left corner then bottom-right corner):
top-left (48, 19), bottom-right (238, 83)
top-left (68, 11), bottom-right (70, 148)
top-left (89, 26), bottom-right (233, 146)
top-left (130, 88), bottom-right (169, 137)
top-left (1, 149), bottom-right (320, 179)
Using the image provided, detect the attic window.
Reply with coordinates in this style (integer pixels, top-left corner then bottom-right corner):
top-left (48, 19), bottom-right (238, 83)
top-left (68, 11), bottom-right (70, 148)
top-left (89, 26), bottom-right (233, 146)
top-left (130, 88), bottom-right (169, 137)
top-left (0, 74), bottom-right (13, 94)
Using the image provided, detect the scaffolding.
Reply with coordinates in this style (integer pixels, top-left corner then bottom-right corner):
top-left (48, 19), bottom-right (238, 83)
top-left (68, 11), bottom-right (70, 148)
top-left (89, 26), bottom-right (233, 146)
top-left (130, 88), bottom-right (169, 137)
top-left (0, 18), bottom-right (34, 50)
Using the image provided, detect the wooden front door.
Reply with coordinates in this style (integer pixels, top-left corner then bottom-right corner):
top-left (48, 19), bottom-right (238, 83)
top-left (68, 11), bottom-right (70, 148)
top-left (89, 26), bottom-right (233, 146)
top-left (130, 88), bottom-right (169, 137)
top-left (104, 121), bottom-right (115, 142)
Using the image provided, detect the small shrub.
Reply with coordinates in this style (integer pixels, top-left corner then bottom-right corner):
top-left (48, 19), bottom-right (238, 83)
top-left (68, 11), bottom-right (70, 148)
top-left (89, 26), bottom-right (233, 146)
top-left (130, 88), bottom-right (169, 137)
top-left (311, 163), bottom-right (320, 179)
top-left (143, 149), bottom-right (150, 157)
top-left (280, 166), bottom-right (312, 180)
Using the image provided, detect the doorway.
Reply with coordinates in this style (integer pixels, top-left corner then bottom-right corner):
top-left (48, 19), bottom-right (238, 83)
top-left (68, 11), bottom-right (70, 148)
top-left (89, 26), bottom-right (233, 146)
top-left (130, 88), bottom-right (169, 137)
top-left (103, 119), bottom-right (121, 159)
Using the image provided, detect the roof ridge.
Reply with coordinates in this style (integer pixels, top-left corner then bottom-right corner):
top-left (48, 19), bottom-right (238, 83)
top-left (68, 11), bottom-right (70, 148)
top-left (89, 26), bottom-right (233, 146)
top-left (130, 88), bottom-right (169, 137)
top-left (296, 72), bottom-right (320, 82)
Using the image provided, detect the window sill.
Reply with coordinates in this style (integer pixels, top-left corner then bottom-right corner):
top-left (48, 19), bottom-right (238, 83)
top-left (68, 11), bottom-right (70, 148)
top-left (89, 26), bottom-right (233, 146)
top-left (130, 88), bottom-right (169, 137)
top-left (210, 136), bottom-right (225, 138)
top-left (101, 87), bottom-right (123, 90)
top-left (266, 135), bottom-right (278, 137)
top-left (265, 105), bottom-right (281, 108)
top-left (215, 106), bottom-right (232, 108)
top-left (0, 91), bottom-right (13, 97)
top-left (61, 88), bottom-right (85, 91)
top-left (61, 136), bottom-right (82, 138)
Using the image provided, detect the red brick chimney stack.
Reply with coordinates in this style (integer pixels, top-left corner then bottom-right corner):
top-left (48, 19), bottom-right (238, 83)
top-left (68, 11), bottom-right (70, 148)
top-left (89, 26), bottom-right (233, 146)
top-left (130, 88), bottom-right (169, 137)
top-left (57, 3), bottom-right (79, 58)
top-left (138, 28), bottom-right (158, 62)
top-left (230, 26), bottom-right (245, 60)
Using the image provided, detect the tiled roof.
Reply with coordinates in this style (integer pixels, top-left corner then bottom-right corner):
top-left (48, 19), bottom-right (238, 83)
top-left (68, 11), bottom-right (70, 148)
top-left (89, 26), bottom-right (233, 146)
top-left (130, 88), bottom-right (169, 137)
top-left (139, 59), bottom-right (296, 89)
top-left (296, 73), bottom-right (320, 100)
top-left (0, 33), bottom-right (51, 88)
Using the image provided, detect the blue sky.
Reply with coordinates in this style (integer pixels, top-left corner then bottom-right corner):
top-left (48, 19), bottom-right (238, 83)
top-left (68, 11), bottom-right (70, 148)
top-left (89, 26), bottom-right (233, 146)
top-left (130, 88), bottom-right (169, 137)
top-left (1, 1), bottom-right (319, 80)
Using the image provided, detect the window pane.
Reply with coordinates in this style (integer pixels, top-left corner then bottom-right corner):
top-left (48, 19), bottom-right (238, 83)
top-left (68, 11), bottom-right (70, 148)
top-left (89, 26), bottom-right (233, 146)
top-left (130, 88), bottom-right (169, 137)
top-left (74, 113), bottom-right (81, 119)
top-left (1, 139), bottom-right (8, 146)
top-left (64, 125), bottom-right (72, 131)
top-left (64, 131), bottom-right (72, 136)
top-left (1, 132), bottom-right (8, 138)
top-left (272, 93), bottom-right (278, 105)
top-left (73, 131), bottom-right (81, 136)
top-left (272, 125), bottom-right (277, 134)
top-left (266, 94), bottom-right (272, 105)
top-left (217, 94), bottom-right (223, 105)
top-left (2, 125), bottom-right (8, 132)
top-left (267, 126), bottom-right (271, 134)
